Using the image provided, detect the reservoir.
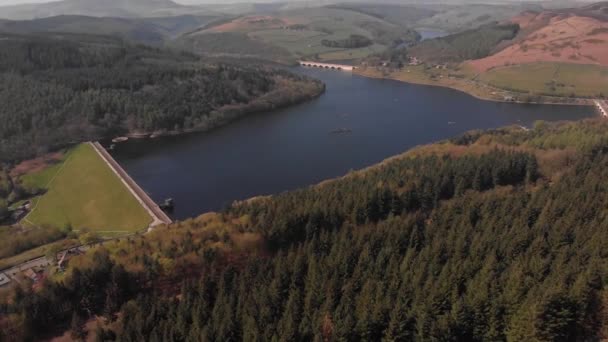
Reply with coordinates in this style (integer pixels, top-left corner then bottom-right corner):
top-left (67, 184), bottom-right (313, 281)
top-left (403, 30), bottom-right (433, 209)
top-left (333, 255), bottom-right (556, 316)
top-left (417, 28), bottom-right (449, 40)
top-left (112, 68), bottom-right (595, 220)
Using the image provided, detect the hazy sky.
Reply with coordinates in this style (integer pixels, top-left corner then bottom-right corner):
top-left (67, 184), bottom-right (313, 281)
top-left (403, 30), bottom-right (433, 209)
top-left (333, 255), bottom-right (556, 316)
top-left (0, 0), bottom-right (275, 4)
top-left (0, 0), bottom-right (52, 4)
top-left (0, 0), bottom-right (226, 5)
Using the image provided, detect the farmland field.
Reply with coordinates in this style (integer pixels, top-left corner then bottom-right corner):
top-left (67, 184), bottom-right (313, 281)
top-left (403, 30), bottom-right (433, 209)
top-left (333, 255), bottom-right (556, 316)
top-left (316, 43), bottom-right (385, 62)
top-left (24, 143), bottom-right (151, 233)
top-left (415, 4), bottom-right (524, 32)
top-left (478, 62), bottom-right (608, 97)
top-left (193, 6), bottom-right (419, 62)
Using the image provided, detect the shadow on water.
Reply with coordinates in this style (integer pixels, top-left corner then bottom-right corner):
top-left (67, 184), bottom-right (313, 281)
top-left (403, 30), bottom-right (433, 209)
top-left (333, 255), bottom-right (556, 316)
top-left (112, 67), bottom-right (596, 219)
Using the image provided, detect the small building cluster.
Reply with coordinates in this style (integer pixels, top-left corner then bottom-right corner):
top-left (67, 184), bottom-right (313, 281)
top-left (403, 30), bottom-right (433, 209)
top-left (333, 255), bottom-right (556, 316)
top-left (0, 246), bottom-right (86, 289)
top-left (10, 200), bottom-right (31, 222)
top-left (408, 56), bottom-right (421, 66)
top-left (595, 100), bottom-right (608, 117)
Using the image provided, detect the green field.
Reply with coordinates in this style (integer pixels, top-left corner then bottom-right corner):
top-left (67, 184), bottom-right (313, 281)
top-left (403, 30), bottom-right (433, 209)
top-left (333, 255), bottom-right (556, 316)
top-left (479, 62), bottom-right (608, 97)
top-left (25, 143), bottom-right (152, 232)
top-left (20, 153), bottom-right (70, 191)
top-left (249, 28), bottom-right (385, 61)
top-left (416, 4), bottom-right (523, 32)
top-left (316, 43), bottom-right (385, 62)
top-left (194, 6), bottom-right (418, 62)
top-left (249, 29), bottom-right (335, 56)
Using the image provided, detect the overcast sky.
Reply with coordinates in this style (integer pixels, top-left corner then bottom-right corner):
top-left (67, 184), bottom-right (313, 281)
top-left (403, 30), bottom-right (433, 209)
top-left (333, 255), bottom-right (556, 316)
top-left (0, 0), bottom-right (228, 5)
top-left (0, 0), bottom-right (285, 4)
top-left (0, 0), bottom-right (50, 4)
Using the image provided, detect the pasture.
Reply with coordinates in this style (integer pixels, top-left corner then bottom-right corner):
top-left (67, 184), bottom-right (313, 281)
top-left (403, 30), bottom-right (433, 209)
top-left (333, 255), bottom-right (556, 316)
top-left (478, 62), bottom-right (608, 97)
top-left (199, 6), bottom-right (413, 62)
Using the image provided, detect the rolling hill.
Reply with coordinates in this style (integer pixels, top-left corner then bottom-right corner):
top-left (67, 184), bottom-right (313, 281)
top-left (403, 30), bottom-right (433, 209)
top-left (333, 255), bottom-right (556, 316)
top-left (0, 0), bottom-right (210, 20)
top-left (409, 22), bottom-right (520, 63)
top-left (468, 5), bottom-right (608, 72)
top-left (415, 3), bottom-right (533, 32)
top-left (326, 3), bottom-right (438, 27)
top-left (184, 6), bottom-right (420, 63)
top-left (0, 14), bottom-right (219, 46)
top-left (460, 2), bottom-right (608, 98)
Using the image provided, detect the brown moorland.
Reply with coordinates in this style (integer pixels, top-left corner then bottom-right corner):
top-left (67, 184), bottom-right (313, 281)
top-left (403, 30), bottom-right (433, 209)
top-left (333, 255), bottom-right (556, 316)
top-left (468, 12), bottom-right (608, 72)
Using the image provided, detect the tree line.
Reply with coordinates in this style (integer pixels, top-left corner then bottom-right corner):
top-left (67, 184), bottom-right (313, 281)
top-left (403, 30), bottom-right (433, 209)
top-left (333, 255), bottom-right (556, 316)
top-left (4, 120), bottom-right (608, 340)
top-left (321, 34), bottom-right (373, 49)
top-left (0, 33), bottom-right (324, 163)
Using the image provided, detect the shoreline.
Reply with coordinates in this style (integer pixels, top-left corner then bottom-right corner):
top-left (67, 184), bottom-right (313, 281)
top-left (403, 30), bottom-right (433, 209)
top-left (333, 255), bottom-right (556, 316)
top-left (123, 80), bottom-right (326, 140)
top-left (354, 68), bottom-right (594, 107)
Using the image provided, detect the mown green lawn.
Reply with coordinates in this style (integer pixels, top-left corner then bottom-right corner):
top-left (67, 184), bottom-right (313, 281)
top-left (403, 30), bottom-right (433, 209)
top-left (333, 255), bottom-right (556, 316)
top-left (479, 62), bottom-right (608, 97)
top-left (20, 152), bottom-right (71, 190)
top-left (25, 143), bottom-right (151, 232)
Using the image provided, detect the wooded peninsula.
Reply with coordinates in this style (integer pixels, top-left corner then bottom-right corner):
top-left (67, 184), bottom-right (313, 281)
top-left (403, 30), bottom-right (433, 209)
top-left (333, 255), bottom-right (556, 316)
top-left (0, 32), bottom-right (325, 163)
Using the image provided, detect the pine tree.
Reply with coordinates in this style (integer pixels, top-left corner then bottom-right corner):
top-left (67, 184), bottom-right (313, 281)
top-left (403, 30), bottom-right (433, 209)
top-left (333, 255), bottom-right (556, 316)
top-left (70, 312), bottom-right (87, 341)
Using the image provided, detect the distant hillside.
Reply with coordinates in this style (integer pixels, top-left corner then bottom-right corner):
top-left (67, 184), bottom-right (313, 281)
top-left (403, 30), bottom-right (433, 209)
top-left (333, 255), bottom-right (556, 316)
top-left (173, 31), bottom-right (295, 64)
top-left (0, 15), bottom-right (219, 46)
top-left (326, 3), bottom-right (437, 27)
top-left (0, 0), bottom-right (211, 20)
top-left (468, 5), bottom-right (608, 72)
top-left (555, 1), bottom-right (608, 21)
top-left (409, 23), bottom-right (519, 63)
top-left (0, 4), bottom-right (422, 64)
top-left (192, 7), bottom-right (420, 63)
top-left (415, 4), bottom-right (531, 32)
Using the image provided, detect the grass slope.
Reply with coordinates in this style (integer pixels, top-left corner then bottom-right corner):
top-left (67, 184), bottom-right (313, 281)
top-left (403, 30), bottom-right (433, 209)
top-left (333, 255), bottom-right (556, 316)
top-left (192, 7), bottom-right (418, 63)
top-left (479, 62), bottom-right (608, 97)
top-left (0, 14), bottom-right (219, 46)
top-left (409, 23), bottom-right (519, 63)
top-left (26, 144), bottom-right (151, 232)
top-left (416, 4), bottom-right (527, 32)
top-left (20, 155), bottom-right (68, 191)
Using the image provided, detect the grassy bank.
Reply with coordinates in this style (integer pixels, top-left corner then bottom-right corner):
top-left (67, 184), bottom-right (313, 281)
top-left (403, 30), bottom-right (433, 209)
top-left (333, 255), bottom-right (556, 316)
top-left (355, 64), bottom-right (595, 106)
top-left (478, 63), bottom-right (608, 98)
top-left (24, 144), bottom-right (152, 233)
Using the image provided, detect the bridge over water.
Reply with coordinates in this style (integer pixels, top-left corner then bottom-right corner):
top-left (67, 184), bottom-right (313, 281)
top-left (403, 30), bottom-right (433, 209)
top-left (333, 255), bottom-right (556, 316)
top-left (299, 61), bottom-right (355, 71)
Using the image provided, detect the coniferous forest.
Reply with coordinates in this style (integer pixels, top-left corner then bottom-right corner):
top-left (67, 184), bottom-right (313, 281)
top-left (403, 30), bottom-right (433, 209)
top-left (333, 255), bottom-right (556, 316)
top-left (3, 119), bottom-right (608, 341)
top-left (0, 33), bottom-right (324, 163)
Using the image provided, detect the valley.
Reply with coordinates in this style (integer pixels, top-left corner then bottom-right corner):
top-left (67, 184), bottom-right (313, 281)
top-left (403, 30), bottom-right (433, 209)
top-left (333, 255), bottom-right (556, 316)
top-left (361, 2), bottom-right (608, 102)
top-left (0, 1), bottom-right (607, 341)
top-left (6, 118), bottom-right (608, 340)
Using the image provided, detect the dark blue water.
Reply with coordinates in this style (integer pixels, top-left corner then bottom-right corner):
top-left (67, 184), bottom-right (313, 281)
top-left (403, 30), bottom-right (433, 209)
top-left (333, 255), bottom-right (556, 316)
top-left (112, 68), bottom-right (595, 219)
top-left (417, 28), bottom-right (449, 40)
